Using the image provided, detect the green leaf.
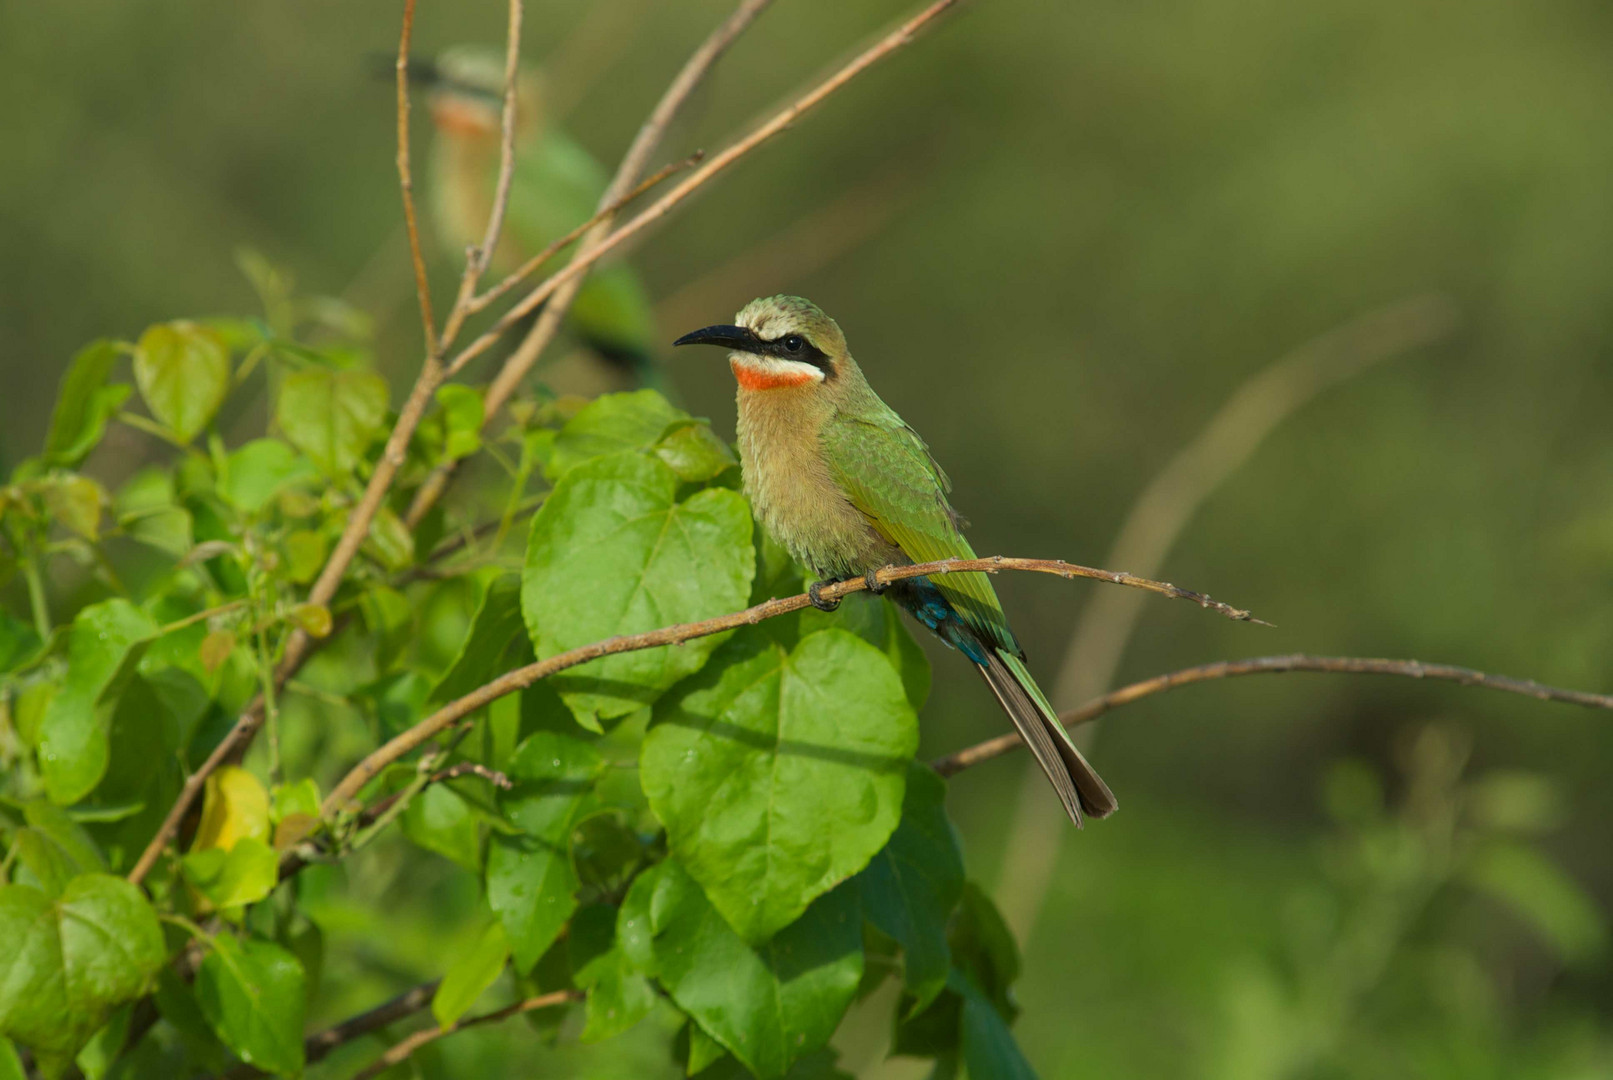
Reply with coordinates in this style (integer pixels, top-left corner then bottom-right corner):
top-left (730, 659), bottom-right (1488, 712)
top-left (642, 627), bottom-right (916, 943)
top-left (950, 883), bottom-right (1021, 1017)
top-left (0, 612), bottom-right (41, 675)
top-left (37, 599), bottom-right (158, 804)
top-left (1463, 842), bottom-right (1607, 962)
top-left (219, 439), bottom-right (314, 514)
top-left (951, 969), bottom-right (1038, 1080)
top-left (523, 451), bottom-right (754, 730)
top-left (42, 474), bottom-right (105, 541)
top-left (544, 389), bottom-right (684, 482)
top-left (10, 802), bottom-right (106, 895)
top-left (275, 367), bottom-right (388, 476)
top-left (436, 384), bottom-right (484, 461)
top-left (181, 836), bottom-right (278, 910)
top-left (132, 321), bottom-right (231, 443)
top-left (363, 506), bottom-right (415, 571)
top-left (431, 574), bottom-right (523, 703)
top-left (282, 529), bottom-right (326, 585)
top-left (194, 935), bottom-right (306, 1078)
top-left (73, 1004), bottom-right (130, 1080)
top-left (0, 1038), bottom-right (23, 1080)
top-left (856, 764), bottom-right (963, 1010)
top-left (401, 781), bottom-right (481, 871)
top-left (431, 921), bottom-right (510, 1029)
top-left (794, 594), bottom-right (930, 710)
top-left (0, 874), bottom-right (165, 1062)
top-left (654, 420), bottom-right (737, 483)
top-left (44, 341), bottom-right (131, 466)
top-left (623, 860), bottom-right (863, 1079)
top-left (486, 732), bottom-right (606, 972)
top-left (569, 903), bottom-right (654, 1043)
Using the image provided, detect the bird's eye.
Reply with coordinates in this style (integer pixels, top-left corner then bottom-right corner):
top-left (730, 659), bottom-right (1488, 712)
top-left (781, 334), bottom-right (805, 353)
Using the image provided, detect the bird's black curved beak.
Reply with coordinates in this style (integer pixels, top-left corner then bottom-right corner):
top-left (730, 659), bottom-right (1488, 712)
top-left (673, 324), bottom-right (757, 351)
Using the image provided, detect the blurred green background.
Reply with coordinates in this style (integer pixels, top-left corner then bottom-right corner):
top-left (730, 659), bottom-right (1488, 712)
top-left (4, 0), bottom-right (1612, 1075)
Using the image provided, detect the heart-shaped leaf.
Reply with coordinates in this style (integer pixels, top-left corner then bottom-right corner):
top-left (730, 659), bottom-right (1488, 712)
top-left (194, 936), bottom-right (305, 1078)
top-left (619, 860), bottom-right (862, 1079)
top-left (523, 451), bottom-right (753, 730)
top-left (133, 321), bottom-right (231, 443)
top-left (642, 627), bottom-right (916, 943)
top-left (0, 875), bottom-right (165, 1066)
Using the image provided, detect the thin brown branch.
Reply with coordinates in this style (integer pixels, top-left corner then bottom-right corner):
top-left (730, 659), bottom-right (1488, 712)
top-left (992, 294), bottom-right (1460, 936)
top-left (445, 0), bottom-right (963, 385)
top-left (438, 0), bottom-right (527, 349)
top-left (215, 980), bottom-right (442, 1080)
top-left (350, 989), bottom-right (580, 1080)
top-left (931, 653), bottom-right (1613, 777)
top-left (277, 760), bottom-right (512, 882)
top-left (406, 0), bottom-right (778, 526)
top-left (396, 0), bottom-right (436, 355)
top-left (655, 158), bottom-right (914, 327)
top-left (464, 153), bottom-right (704, 320)
top-left (322, 555), bottom-right (1260, 813)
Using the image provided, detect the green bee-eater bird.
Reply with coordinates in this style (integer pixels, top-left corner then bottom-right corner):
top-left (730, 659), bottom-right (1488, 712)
top-left (675, 296), bottom-right (1117, 825)
top-left (419, 47), bottom-right (659, 383)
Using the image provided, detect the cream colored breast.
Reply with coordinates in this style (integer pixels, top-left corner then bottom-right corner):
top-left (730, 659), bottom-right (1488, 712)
top-left (735, 387), bottom-right (889, 577)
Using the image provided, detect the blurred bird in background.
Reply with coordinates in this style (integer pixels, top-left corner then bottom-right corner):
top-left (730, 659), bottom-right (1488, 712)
top-left (413, 46), bottom-right (661, 391)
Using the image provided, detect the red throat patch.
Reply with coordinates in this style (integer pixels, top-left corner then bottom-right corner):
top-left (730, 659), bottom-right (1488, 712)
top-left (730, 357), bottom-right (819, 391)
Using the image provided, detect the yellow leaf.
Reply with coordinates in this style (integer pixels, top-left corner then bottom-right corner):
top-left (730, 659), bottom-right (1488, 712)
top-left (191, 765), bottom-right (271, 853)
top-left (199, 629), bottom-right (236, 674)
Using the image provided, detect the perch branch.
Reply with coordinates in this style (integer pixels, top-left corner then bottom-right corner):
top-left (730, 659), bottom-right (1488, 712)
top-left (350, 989), bottom-right (580, 1080)
top-left (931, 653), bottom-right (1613, 776)
top-left (322, 555), bottom-right (1260, 813)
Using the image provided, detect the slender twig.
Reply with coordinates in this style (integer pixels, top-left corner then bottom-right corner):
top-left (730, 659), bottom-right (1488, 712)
top-left (438, 0), bottom-right (527, 349)
top-left (215, 980), bottom-right (443, 1080)
top-left (930, 653), bottom-right (1613, 777)
top-left (395, 0), bottom-right (435, 354)
top-left (444, 0), bottom-right (964, 387)
top-left (406, 0), bottom-right (779, 525)
top-left (655, 158), bottom-right (914, 326)
top-left (350, 990), bottom-right (580, 1080)
top-left (465, 153), bottom-right (704, 318)
top-left (322, 555), bottom-right (1259, 813)
top-left (991, 295), bottom-right (1460, 936)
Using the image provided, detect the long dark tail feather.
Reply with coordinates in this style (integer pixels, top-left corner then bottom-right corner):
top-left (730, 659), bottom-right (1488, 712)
top-left (976, 647), bottom-right (1118, 827)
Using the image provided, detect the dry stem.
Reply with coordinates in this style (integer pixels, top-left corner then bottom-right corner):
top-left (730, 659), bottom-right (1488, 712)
top-left (932, 653), bottom-right (1613, 776)
top-left (321, 555), bottom-right (1260, 814)
top-left (350, 990), bottom-right (580, 1080)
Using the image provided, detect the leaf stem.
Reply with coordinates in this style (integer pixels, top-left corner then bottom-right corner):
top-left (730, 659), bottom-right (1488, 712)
top-left (21, 553), bottom-right (50, 641)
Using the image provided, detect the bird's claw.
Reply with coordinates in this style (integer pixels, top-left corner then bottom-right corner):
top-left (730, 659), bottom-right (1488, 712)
top-left (864, 569), bottom-right (887, 595)
top-left (808, 579), bottom-right (841, 612)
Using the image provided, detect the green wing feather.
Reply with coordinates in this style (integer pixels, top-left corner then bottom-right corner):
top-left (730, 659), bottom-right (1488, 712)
top-left (820, 412), bottom-right (1019, 656)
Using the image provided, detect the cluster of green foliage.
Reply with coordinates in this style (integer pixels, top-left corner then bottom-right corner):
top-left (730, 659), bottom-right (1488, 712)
top-left (0, 264), bottom-right (1038, 1079)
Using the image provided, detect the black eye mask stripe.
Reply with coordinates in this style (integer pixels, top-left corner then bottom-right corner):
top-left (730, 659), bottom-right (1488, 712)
top-left (756, 335), bottom-right (834, 377)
